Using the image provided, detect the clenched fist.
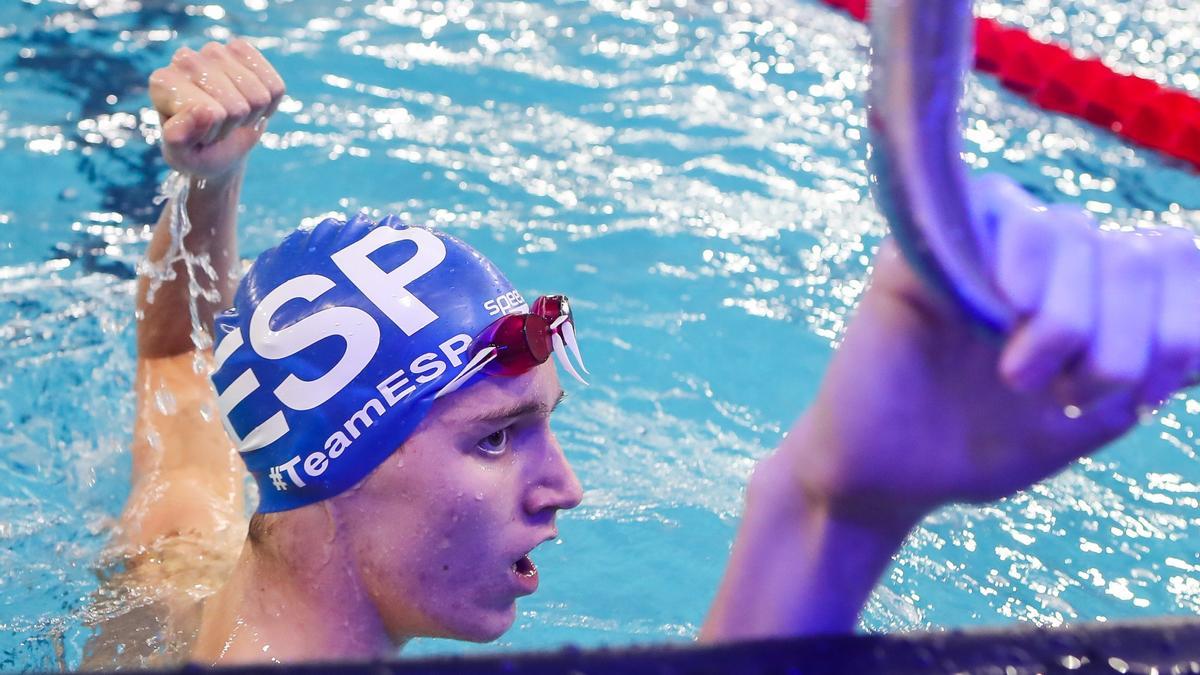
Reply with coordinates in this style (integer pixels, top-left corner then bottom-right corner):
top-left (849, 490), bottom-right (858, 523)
top-left (149, 39), bottom-right (286, 179)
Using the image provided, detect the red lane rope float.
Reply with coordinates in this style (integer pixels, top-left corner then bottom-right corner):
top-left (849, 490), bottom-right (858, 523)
top-left (821, 0), bottom-right (1200, 170)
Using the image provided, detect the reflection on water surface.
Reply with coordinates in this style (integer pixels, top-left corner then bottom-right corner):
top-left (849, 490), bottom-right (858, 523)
top-left (1, 0), bottom-right (1199, 669)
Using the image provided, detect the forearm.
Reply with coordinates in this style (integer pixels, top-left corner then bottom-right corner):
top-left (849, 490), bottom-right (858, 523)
top-left (137, 165), bottom-right (244, 359)
top-left (118, 40), bottom-right (285, 545)
top-left (124, 352), bottom-right (246, 548)
top-left (700, 422), bottom-right (914, 641)
top-left (125, 167), bottom-right (248, 545)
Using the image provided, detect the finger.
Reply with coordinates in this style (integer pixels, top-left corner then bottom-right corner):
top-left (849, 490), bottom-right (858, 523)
top-left (148, 65), bottom-right (193, 120)
top-left (156, 76), bottom-right (222, 147)
top-left (162, 96), bottom-right (223, 148)
top-left (1082, 229), bottom-right (1160, 395)
top-left (171, 48), bottom-right (226, 146)
top-left (968, 173), bottom-right (1046, 274)
top-left (201, 42), bottom-right (272, 121)
top-left (999, 206), bottom-right (1098, 392)
top-left (992, 204), bottom-right (1057, 317)
top-left (196, 55), bottom-right (251, 144)
top-left (175, 47), bottom-right (250, 145)
top-left (1140, 228), bottom-right (1200, 405)
top-left (968, 173), bottom-right (1053, 314)
top-left (227, 38), bottom-right (287, 117)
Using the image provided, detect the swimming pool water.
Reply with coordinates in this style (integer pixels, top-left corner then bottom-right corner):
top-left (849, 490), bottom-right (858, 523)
top-left (1, 0), bottom-right (1199, 670)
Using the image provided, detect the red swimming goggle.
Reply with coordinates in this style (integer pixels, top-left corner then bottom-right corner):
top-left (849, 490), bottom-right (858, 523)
top-left (435, 295), bottom-right (588, 398)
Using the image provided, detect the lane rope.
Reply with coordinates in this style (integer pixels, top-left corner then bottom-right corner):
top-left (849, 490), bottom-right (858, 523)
top-left (822, 0), bottom-right (1200, 170)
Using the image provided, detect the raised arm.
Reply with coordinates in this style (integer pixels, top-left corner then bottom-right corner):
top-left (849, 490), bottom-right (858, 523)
top-left (702, 175), bottom-right (1200, 640)
top-left (119, 40), bottom-right (285, 549)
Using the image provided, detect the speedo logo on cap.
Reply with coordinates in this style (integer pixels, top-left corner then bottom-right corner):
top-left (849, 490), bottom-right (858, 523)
top-left (484, 289), bottom-right (527, 317)
top-left (212, 225), bottom-right (450, 459)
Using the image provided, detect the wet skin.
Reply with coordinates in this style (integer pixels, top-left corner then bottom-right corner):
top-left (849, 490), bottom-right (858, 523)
top-left (296, 361), bottom-right (581, 644)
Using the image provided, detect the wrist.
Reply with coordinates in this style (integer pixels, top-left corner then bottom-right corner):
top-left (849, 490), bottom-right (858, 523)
top-left (709, 448), bottom-right (917, 638)
top-left (789, 495), bottom-right (913, 634)
top-left (188, 161), bottom-right (245, 192)
top-left (169, 165), bottom-right (244, 238)
top-left (772, 413), bottom-right (927, 546)
top-left (753, 452), bottom-right (916, 557)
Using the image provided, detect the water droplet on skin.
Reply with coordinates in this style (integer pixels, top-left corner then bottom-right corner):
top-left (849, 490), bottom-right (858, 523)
top-left (154, 388), bottom-right (177, 415)
top-left (191, 350), bottom-right (208, 375)
top-left (144, 429), bottom-right (163, 452)
top-left (474, 492), bottom-right (483, 501)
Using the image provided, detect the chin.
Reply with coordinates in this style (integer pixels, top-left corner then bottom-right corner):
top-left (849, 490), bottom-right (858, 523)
top-left (449, 604), bottom-right (517, 643)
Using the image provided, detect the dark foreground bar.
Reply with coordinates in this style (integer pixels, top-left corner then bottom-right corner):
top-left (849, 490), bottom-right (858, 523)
top-left (80, 618), bottom-right (1200, 675)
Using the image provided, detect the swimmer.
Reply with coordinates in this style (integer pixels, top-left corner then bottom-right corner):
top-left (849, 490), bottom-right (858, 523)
top-left (94, 39), bottom-right (1200, 665)
top-left (91, 40), bottom-right (584, 666)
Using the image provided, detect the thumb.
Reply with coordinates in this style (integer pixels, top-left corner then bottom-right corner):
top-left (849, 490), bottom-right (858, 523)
top-left (869, 238), bottom-right (964, 328)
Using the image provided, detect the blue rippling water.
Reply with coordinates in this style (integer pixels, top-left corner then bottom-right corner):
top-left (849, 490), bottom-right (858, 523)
top-left (0, 0), bottom-right (1199, 670)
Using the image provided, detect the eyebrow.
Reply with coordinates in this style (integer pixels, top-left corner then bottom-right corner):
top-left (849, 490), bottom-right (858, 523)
top-left (461, 389), bottom-right (567, 425)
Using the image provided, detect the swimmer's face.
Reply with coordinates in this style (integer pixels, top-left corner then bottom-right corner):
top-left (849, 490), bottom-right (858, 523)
top-left (334, 361), bottom-right (583, 643)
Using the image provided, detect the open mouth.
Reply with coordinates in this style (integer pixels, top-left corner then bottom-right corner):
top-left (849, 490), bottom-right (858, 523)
top-left (512, 554), bottom-right (537, 577)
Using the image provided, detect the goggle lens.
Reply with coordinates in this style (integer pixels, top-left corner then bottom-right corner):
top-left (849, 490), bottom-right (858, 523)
top-left (480, 313), bottom-right (551, 376)
top-left (435, 295), bottom-right (585, 399)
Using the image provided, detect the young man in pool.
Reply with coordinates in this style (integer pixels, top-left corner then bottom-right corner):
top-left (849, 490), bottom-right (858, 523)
top-left (112, 39), bottom-right (1200, 664)
top-left (107, 40), bottom-right (584, 664)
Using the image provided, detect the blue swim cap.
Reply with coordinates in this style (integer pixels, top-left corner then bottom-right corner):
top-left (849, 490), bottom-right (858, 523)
top-left (210, 214), bottom-right (529, 513)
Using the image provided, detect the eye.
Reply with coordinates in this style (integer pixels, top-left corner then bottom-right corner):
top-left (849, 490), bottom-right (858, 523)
top-left (475, 427), bottom-right (509, 456)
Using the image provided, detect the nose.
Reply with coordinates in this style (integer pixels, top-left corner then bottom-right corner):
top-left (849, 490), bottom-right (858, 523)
top-left (524, 428), bottom-right (583, 516)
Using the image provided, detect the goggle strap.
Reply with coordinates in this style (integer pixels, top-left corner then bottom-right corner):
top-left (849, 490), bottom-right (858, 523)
top-left (434, 347), bottom-right (497, 399)
top-left (559, 320), bottom-right (589, 375)
top-left (552, 332), bottom-right (588, 386)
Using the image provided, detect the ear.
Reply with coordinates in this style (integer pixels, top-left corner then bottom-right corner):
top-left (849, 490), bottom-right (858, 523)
top-left (258, 500), bottom-right (341, 566)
